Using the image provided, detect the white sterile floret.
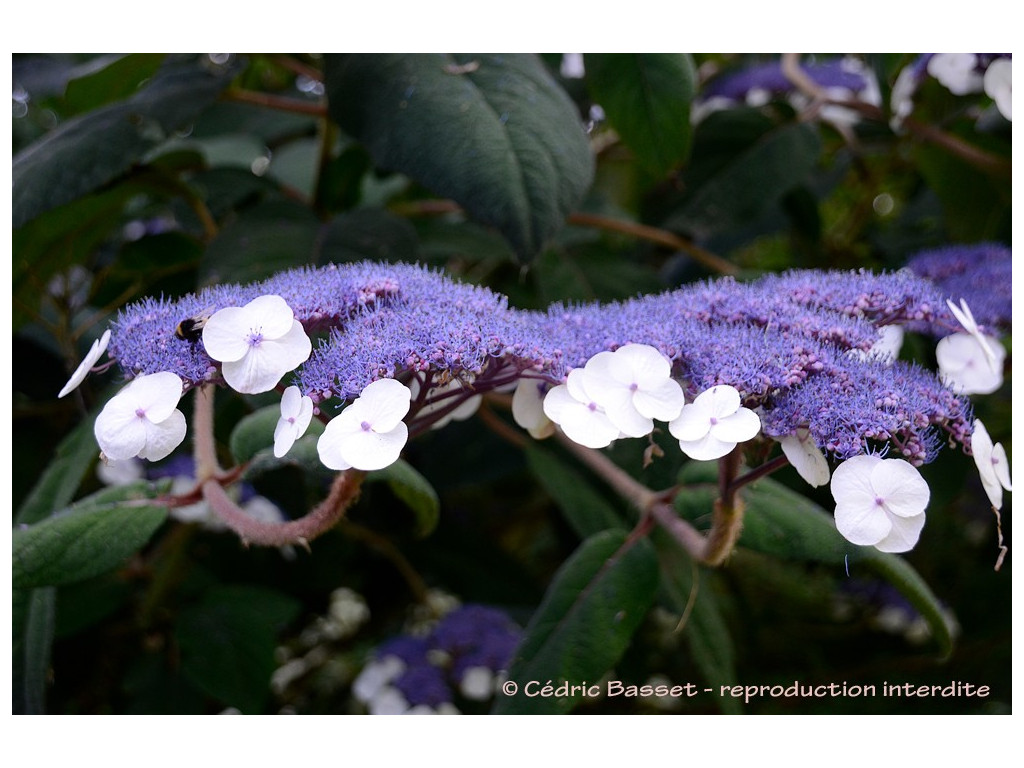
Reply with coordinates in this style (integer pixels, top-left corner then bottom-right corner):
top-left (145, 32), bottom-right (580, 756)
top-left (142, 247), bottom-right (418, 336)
top-left (352, 656), bottom-right (406, 704)
top-left (274, 385), bottom-right (314, 458)
top-left (971, 419), bottom-right (1012, 510)
top-left (928, 53), bottom-right (983, 95)
top-left (202, 295), bottom-right (312, 394)
top-left (409, 378), bottom-right (481, 430)
top-left (945, 298), bottom-right (999, 367)
top-left (830, 455), bottom-right (930, 553)
top-left (984, 58), bottom-right (1011, 120)
top-left (936, 332), bottom-right (1005, 395)
top-left (317, 378), bottom-right (411, 471)
top-left (668, 385), bottom-right (761, 461)
top-left (459, 666), bottom-right (495, 701)
top-left (542, 369), bottom-right (621, 449)
top-left (94, 371), bottom-right (187, 462)
top-left (511, 377), bottom-right (555, 439)
top-left (58, 329), bottom-right (111, 398)
top-left (777, 427), bottom-right (830, 487)
top-left (579, 344), bottom-right (686, 437)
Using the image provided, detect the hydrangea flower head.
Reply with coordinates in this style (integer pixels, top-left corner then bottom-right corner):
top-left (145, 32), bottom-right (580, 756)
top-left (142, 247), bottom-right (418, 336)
top-left (94, 371), bottom-right (187, 461)
top-left (668, 385), bottom-right (761, 461)
top-left (317, 378), bottom-right (411, 471)
top-left (971, 419), bottom-right (1012, 510)
top-left (830, 455), bottom-right (930, 553)
top-left (202, 294), bottom-right (312, 394)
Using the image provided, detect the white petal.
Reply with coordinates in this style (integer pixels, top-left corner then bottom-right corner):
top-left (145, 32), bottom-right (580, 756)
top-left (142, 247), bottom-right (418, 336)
top-left (220, 321), bottom-right (312, 394)
top-left (709, 407), bottom-right (761, 443)
top-left (936, 333), bottom-right (1004, 395)
top-left (632, 378), bottom-right (686, 422)
top-left (984, 58), bottom-right (1012, 120)
top-left (356, 378), bottom-right (412, 432)
top-left (668, 400), bottom-right (713, 443)
top-left (243, 295), bottom-right (296, 340)
top-left (556, 403), bottom-right (620, 449)
top-left (613, 344), bottom-right (672, 383)
top-left (991, 443), bottom-right (1012, 492)
top-left (871, 459), bottom-right (930, 518)
top-left (136, 409), bottom-right (187, 461)
top-left (874, 511), bottom-right (926, 553)
top-left (280, 385), bottom-right (303, 419)
top-left (972, 419), bottom-right (1012, 509)
top-left (201, 306), bottom-right (252, 362)
top-left (274, 390), bottom-right (313, 458)
top-left (317, 421), bottom-right (354, 470)
top-left (512, 378), bottom-right (551, 434)
top-left (834, 499), bottom-right (892, 546)
top-left (336, 422), bottom-right (409, 471)
top-left (58, 329), bottom-right (111, 398)
top-left (564, 369), bottom-right (592, 405)
top-left (830, 455), bottom-right (883, 510)
top-left (946, 298), bottom-right (979, 336)
top-left (703, 385), bottom-right (742, 421)
top-left (431, 393), bottom-right (481, 429)
top-left (542, 383), bottom-right (582, 424)
top-left (95, 405), bottom-right (149, 461)
top-left (778, 429), bottom-right (831, 488)
top-left (678, 432), bottom-right (736, 461)
top-left (130, 372), bottom-right (184, 424)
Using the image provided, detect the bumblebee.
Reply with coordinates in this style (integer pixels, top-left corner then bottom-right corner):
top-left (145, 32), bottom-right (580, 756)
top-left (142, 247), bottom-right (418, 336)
top-left (174, 308), bottom-right (213, 342)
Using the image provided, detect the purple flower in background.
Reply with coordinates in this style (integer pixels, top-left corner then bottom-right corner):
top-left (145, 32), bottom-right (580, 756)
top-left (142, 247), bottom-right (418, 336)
top-left (906, 243), bottom-right (1012, 332)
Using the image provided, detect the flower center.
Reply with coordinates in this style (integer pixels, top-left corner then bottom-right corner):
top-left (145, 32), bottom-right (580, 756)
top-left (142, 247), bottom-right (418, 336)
top-left (874, 496), bottom-right (886, 507)
top-left (709, 417), bottom-right (718, 426)
top-left (587, 402), bottom-right (598, 412)
top-left (135, 408), bottom-right (147, 419)
top-left (247, 329), bottom-right (264, 348)
top-left (360, 420), bottom-right (372, 432)
top-left (629, 382), bottom-right (639, 392)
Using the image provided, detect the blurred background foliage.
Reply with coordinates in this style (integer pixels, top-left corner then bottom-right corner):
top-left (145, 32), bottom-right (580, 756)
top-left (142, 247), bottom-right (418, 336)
top-left (12, 53), bottom-right (1011, 714)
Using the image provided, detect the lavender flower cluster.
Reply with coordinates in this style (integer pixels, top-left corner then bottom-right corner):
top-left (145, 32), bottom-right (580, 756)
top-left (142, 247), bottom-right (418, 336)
top-left (906, 243), bottom-right (1012, 332)
top-left (352, 605), bottom-right (522, 714)
top-left (108, 259), bottom-right (988, 464)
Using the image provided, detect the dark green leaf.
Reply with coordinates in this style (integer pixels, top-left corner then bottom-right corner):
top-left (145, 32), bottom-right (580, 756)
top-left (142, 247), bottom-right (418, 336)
top-left (63, 54), bottom-right (166, 115)
top-left (667, 120), bottom-right (822, 240)
top-left (585, 53), bottom-right (697, 175)
top-left (176, 585), bottom-right (301, 713)
top-left (367, 459), bottom-right (441, 537)
top-left (914, 144), bottom-right (1011, 241)
top-left (199, 200), bottom-right (321, 286)
top-left (324, 53), bottom-right (594, 260)
top-left (13, 488), bottom-right (168, 590)
top-left (524, 443), bottom-right (625, 537)
top-left (318, 208), bottom-right (420, 264)
top-left (492, 530), bottom-right (658, 714)
top-left (12, 587), bottom-right (56, 714)
top-left (13, 56), bottom-right (237, 228)
top-left (15, 411), bottom-right (100, 526)
top-left (654, 531), bottom-right (741, 714)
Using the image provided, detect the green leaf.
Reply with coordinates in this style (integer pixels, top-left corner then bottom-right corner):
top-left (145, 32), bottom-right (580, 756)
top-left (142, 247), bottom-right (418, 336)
top-left (13, 56), bottom-right (237, 228)
top-left (63, 53), bottom-right (167, 115)
top-left (492, 530), bottom-right (658, 714)
top-left (15, 411), bottom-right (100, 526)
top-left (654, 531), bottom-right (741, 714)
top-left (176, 585), bottom-right (301, 713)
top-left (324, 53), bottom-right (594, 261)
top-left (12, 587), bottom-right (56, 714)
top-left (13, 488), bottom-right (168, 590)
top-left (524, 443), bottom-right (625, 538)
top-left (367, 459), bottom-right (440, 537)
top-left (667, 119), bottom-right (822, 240)
top-left (199, 199), bottom-right (321, 286)
top-left (585, 53), bottom-right (696, 175)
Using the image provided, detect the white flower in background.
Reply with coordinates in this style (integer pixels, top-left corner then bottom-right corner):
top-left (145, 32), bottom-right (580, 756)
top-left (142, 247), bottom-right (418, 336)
top-left (889, 66), bottom-right (918, 128)
top-left (830, 455), bottom-right (930, 553)
top-left (58, 329), bottom-right (111, 398)
top-left (201, 295), bottom-right (312, 394)
top-left (668, 385), bottom-right (761, 461)
top-left (409, 378), bottom-right (482, 430)
top-left (971, 419), bottom-right (1012, 510)
top-left (511, 378), bottom-right (555, 439)
top-left (984, 58), bottom-right (1011, 120)
top-left (459, 667), bottom-right (495, 701)
top-left (578, 344), bottom-right (686, 437)
top-left (777, 427), bottom-right (830, 487)
top-left (94, 371), bottom-right (187, 461)
top-left (317, 378), bottom-right (411, 471)
top-left (936, 333), bottom-right (1005, 395)
top-left (96, 456), bottom-right (144, 486)
top-left (542, 369), bottom-right (621, 449)
top-left (353, 656), bottom-right (405, 704)
top-left (274, 386), bottom-right (314, 457)
top-left (928, 53), bottom-right (984, 95)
